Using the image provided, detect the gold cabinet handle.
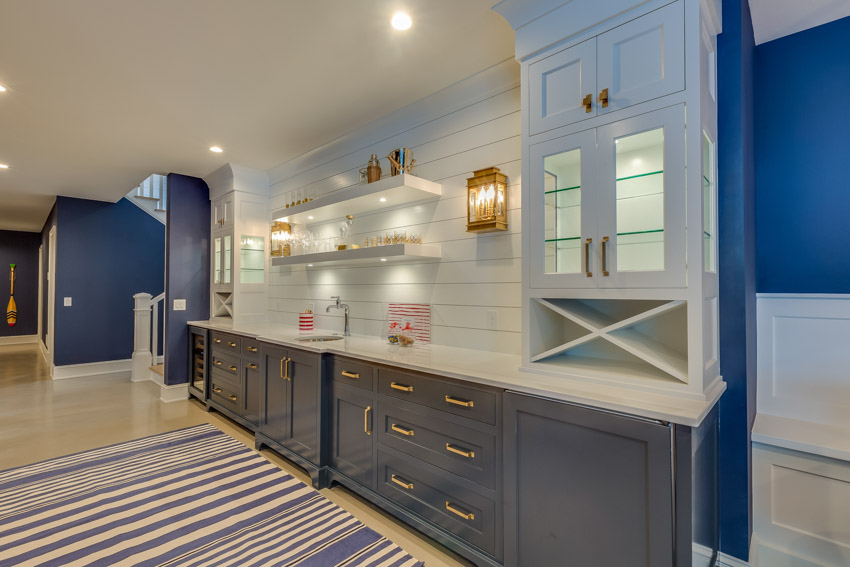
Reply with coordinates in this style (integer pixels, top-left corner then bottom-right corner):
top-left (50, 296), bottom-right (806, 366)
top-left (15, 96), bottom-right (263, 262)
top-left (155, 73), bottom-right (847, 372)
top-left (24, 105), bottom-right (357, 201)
top-left (584, 237), bottom-right (593, 277)
top-left (213, 338), bottom-right (221, 344)
top-left (446, 443), bottom-right (475, 459)
top-left (445, 395), bottom-right (474, 408)
top-left (601, 235), bottom-right (610, 277)
top-left (364, 406), bottom-right (372, 435)
top-left (213, 387), bottom-right (222, 393)
top-left (227, 341), bottom-right (237, 348)
top-left (228, 394), bottom-right (237, 401)
top-left (445, 501), bottom-right (474, 521)
top-left (582, 93), bottom-right (592, 113)
top-left (598, 87), bottom-right (609, 108)
top-left (227, 365), bottom-right (237, 372)
top-left (247, 346), bottom-right (258, 353)
top-left (214, 360), bottom-right (223, 367)
top-left (286, 358), bottom-right (291, 380)
top-left (391, 424), bottom-right (415, 437)
top-left (246, 363), bottom-right (258, 370)
top-left (390, 382), bottom-right (413, 392)
top-left (280, 358), bottom-right (284, 379)
top-left (391, 474), bottom-right (414, 490)
top-left (341, 371), bottom-right (359, 380)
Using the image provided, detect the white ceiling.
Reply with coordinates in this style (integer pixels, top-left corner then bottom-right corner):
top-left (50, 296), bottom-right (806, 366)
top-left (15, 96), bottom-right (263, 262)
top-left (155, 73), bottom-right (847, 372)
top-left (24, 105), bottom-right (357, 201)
top-left (0, 0), bottom-right (515, 232)
top-left (749, 0), bottom-right (850, 45)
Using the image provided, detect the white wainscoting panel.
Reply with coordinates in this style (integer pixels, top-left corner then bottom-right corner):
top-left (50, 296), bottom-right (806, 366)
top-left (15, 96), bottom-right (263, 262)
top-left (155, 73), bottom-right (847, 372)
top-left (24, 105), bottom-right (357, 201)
top-left (757, 294), bottom-right (850, 427)
top-left (268, 60), bottom-right (523, 354)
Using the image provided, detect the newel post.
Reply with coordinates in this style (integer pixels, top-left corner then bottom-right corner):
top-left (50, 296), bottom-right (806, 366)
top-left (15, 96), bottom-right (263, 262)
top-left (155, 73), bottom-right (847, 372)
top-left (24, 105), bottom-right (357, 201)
top-left (132, 293), bottom-right (153, 382)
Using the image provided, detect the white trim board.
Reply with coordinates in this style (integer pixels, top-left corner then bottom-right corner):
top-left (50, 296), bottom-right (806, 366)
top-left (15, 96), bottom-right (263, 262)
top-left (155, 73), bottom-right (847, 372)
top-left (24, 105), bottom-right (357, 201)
top-left (51, 358), bottom-right (132, 380)
top-left (136, 366), bottom-right (189, 404)
top-left (0, 334), bottom-right (38, 345)
top-left (718, 551), bottom-right (751, 567)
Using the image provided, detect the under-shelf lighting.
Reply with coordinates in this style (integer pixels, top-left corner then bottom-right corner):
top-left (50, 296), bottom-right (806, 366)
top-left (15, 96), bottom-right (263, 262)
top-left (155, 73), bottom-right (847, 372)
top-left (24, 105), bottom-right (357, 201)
top-left (380, 258), bottom-right (387, 262)
top-left (307, 215), bottom-right (314, 220)
top-left (379, 197), bottom-right (387, 202)
top-left (307, 264), bottom-right (314, 267)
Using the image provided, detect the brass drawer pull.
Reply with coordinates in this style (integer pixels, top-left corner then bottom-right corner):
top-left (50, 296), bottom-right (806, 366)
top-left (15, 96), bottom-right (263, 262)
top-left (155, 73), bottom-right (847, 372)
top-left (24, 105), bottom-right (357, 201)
top-left (446, 443), bottom-right (475, 459)
top-left (227, 365), bottom-right (237, 372)
top-left (214, 360), bottom-right (223, 367)
top-left (227, 341), bottom-right (237, 348)
top-left (445, 501), bottom-right (474, 521)
top-left (213, 338), bottom-right (221, 344)
top-left (213, 387), bottom-right (222, 393)
top-left (390, 382), bottom-right (413, 392)
top-left (445, 395), bottom-right (474, 408)
top-left (364, 406), bottom-right (372, 435)
top-left (247, 346), bottom-right (258, 353)
top-left (228, 394), bottom-right (237, 401)
top-left (601, 235), bottom-right (610, 277)
top-left (391, 474), bottom-right (414, 490)
top-left (246, 363), bottom-right (258, 370)
top-left (584, 237), bottom-right (593, 277)
top-left (391, 424), bottom-right (415, 437)
top-left (280, 357), bottom-right (291, 380)
top-left (341, 371), bottom-right (360, 380)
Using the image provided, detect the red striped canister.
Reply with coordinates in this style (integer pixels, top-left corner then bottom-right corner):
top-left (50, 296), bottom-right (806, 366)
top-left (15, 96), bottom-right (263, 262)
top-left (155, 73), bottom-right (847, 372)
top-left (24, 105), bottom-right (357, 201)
top-left (299, 312), bottom-right (314, 335)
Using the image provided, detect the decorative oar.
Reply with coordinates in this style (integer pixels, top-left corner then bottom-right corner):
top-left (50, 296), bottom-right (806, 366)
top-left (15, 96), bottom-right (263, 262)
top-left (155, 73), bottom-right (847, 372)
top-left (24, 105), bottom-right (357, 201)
top-left (7, 263), bottom-right (16, 327)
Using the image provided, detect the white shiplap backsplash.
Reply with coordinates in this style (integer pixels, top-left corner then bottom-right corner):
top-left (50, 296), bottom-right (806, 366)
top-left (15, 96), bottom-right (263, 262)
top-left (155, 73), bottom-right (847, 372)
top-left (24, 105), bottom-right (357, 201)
top-left (267, 61), bottom-right (522, 354)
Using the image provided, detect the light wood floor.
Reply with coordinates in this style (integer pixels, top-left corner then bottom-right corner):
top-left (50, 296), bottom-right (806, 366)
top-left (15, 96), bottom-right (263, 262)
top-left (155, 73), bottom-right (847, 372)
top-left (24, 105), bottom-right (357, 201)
top-left (0, 343), bottom-right (471, 567)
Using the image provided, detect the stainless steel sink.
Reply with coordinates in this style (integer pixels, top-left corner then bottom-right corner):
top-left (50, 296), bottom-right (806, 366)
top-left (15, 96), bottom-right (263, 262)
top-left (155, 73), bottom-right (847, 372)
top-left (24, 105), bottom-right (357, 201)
top-left (294, 335), bottom-right (344, 343)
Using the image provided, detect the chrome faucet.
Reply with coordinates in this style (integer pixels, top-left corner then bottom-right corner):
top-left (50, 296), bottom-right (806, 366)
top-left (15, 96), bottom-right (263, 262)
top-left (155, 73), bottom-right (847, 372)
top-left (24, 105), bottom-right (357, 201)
top-left (326, 296), bottom-right (351, 336)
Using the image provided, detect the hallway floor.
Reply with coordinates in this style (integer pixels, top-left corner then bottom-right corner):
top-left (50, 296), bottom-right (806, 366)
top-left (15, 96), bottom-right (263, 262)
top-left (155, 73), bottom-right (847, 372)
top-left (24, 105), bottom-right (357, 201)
top-left (0, 343), bottom-right (471, 566)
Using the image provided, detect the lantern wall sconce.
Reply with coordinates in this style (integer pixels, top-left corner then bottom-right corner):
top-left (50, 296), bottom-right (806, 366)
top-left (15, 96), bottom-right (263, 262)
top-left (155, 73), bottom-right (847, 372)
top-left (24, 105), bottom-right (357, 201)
top-left (270, 221), bottom-right (292, 257)
top-left (466, 167), bottom-right (508, 232)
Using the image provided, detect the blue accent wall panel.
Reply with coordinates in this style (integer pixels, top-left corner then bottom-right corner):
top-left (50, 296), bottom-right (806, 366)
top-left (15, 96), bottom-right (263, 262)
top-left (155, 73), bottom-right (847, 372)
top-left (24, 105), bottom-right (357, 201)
top-left (163, 174), bottom-right (210, 386)
top-left (717, 0), bottom-right (757, 560)
top-left (755, 16), bottom-right (850, 293)
top-left (40, 201), bottom-right (57, 345)
top-left (0, 230), bottom-right (41, 337)
top-left (53, 196), bottom-right (165, 366)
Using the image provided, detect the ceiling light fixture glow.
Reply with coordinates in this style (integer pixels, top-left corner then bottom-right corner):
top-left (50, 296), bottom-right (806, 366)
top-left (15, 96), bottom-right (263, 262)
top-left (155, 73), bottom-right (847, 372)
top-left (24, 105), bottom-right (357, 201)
top-left (379, 197), bottom-right (387, 202)
top-left (380, 258), bottom-right (387, 262)
top-left (0, 164), bottom-right (9, 169)
top-left (307, 216), bottom-right (314, 220)
top-left (0, 85), bottom-right (6, 92)
top-left (210, 146), bottom-right (223, 153)
top-left (391, 12), bottom-right (412, 30)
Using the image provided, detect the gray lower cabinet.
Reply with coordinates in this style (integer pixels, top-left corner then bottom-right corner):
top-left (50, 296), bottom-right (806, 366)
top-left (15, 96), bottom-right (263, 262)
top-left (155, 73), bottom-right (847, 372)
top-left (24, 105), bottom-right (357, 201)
top-left (503, 392), bottom-right (675, 567)
top-left (257, 343), bottom-right (324, 482)
top-left (207, 330), bottom-right (260, 430)
top-left (329, 380), bottom-right (375, 488)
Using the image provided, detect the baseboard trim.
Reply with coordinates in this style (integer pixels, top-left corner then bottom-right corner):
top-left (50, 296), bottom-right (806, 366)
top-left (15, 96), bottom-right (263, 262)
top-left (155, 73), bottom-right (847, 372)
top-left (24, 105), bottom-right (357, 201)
top-left (0, 334), bottom-right (38, 345)
top-left (143, 367), bottom-right (189, 403)
top-left (52, 358), bottom-right (133, 380)
top-left (718, 551), bottom-right (751, 567)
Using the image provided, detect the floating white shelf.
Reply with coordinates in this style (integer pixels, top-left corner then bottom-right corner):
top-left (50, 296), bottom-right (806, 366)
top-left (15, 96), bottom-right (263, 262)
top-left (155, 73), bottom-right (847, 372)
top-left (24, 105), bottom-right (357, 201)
top-left (271, 174), bottom-right (442, 225)
top-left (271, 243), bottom-right (441, 268)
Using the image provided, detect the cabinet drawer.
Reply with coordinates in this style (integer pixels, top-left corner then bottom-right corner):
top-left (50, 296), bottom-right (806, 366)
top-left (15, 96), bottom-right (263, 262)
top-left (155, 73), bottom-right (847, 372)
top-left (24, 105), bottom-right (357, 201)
top-left (210, 379), bottom-right (240, 412)
top-left (210, 331), bottom-right (241, 354)
top-left (378, 450), bottom-right (496, 556)
top-left (377, 403), bottom-right (496, 490)
top-left (330, 356), bottom-right (375, 391)
top-left (242, 338), bottom-right (260, 359)
top-left (378, 369), bottom-right (498, 425)
top-left (210, 351), bottom-right (241, 378)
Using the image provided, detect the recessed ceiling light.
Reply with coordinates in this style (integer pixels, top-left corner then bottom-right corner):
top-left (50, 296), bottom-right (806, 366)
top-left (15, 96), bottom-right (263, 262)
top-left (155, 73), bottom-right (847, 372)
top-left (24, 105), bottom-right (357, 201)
top-left (391, 11), bottom-right (412, 30)
top-left (379, 197), bottom-right (387, 203)
top-left (0, 164), bottom-right (9, 169)
top-left (210, 146), bottom-right (223, 153)
top-left (0, 85), bottom-right (6, 92)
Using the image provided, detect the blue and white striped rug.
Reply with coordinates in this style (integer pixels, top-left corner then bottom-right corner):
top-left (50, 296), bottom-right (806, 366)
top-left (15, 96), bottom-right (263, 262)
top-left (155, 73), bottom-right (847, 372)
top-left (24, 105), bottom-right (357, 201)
top-left (0, 424), bottom-right (424, 566)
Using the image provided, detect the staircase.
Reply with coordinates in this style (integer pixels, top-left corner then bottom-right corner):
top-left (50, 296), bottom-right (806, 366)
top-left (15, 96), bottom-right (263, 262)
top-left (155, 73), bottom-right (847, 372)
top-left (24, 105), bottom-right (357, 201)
top-left (126, 174), bottom-right (167, 224)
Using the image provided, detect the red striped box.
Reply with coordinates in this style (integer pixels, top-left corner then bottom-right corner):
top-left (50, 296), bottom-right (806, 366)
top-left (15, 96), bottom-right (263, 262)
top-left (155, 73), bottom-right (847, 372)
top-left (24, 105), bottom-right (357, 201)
top-left (386, 303), bottom-right (430, 345)
top-left (298, 312), bottom-right (314, 335)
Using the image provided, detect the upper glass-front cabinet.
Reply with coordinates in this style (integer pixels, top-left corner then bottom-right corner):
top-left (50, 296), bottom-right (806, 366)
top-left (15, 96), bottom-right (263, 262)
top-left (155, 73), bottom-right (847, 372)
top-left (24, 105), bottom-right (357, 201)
top-left (531, 105), bottom-right (686, 289)
top-left (213, 233), bottom-right (233, 290)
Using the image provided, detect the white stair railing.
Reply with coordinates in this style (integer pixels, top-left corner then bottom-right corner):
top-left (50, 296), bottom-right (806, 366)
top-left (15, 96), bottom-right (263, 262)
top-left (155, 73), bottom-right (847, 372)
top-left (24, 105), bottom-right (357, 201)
top-left (132, 292), bottom-right (165, 382)
top-left (134, 174), bottom-right (168, 212)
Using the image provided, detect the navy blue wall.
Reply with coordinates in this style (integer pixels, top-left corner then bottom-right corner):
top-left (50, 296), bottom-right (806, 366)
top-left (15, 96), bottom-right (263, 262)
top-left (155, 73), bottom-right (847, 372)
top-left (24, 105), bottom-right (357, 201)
top-left (755, 16), bottom-right (850, 293)
top-left (717, 0), bottom-right (757, 560)
top-left (54, 196), bottom-right (165, 366)
top-left (40, 202), bottom-right (57, 345)
top-left (0, 230), bottom-right (41, 337)
top-left (163, 174), bottom-right (210, 386)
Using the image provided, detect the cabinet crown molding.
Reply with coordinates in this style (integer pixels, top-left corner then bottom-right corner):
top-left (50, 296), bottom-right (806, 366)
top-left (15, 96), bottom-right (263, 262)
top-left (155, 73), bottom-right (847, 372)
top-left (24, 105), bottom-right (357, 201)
top-left (205, 163), bottom-right (270, 200)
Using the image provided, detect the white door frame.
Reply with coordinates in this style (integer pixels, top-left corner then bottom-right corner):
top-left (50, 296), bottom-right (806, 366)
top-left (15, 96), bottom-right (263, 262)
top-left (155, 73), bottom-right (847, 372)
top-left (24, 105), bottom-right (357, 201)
top-left (47, 226), bottom-right (56, 360)
top-left (37, 244), bottom-right (43, 342)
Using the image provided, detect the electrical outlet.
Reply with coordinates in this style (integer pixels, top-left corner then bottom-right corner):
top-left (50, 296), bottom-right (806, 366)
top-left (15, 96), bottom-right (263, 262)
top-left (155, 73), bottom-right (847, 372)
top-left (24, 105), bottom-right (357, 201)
top-left (63, 297), bottom-right (72, 307)
top-left (173, 299), bottom-right (187, 311)
top-left (487, 310), bottom-right (498, 330)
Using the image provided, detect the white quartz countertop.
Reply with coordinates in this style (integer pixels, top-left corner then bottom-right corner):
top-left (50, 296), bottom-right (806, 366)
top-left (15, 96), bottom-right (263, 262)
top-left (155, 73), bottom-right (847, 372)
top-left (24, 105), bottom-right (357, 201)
top-left (189, 319), bottom-right (724, 427)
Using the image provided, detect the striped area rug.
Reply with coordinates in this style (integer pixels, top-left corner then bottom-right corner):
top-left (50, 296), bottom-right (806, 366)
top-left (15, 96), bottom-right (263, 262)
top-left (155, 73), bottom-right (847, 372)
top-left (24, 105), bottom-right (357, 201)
top-left (0, 424), bottom-right (424, 567)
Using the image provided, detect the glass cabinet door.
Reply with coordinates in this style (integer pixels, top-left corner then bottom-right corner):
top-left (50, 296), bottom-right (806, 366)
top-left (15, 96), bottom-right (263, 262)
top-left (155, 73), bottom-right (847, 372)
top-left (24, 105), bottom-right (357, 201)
top-left (530, 129), bottom-right (597, 288)
top-left (213, 236), bottom-right (222, 285)
top-left (596, 105), bottom-right (686, 288)
top-left (223, 234), bottom-right (232, 285)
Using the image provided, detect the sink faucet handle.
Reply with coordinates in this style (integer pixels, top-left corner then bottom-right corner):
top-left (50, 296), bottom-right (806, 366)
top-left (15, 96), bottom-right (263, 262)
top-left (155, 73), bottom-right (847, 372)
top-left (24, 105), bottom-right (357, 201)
top-left (330, 295), bottom-right (341, 306)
